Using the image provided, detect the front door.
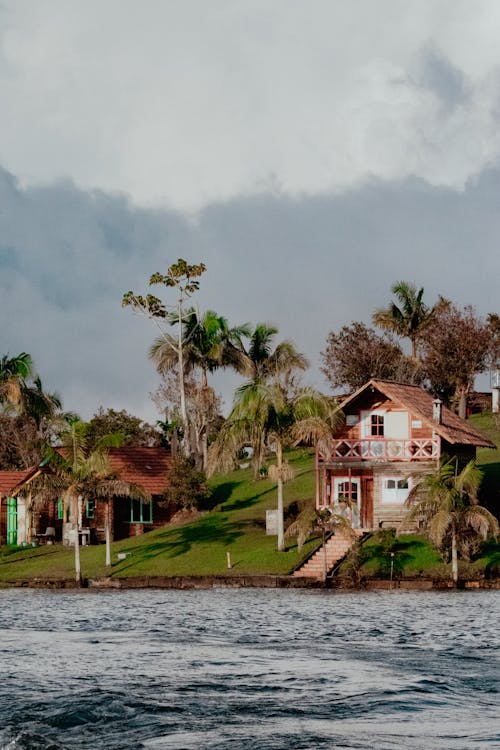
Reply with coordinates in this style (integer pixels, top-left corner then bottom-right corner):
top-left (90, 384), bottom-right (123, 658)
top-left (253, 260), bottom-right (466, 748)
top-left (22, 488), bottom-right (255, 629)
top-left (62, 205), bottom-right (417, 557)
top-left (7, 497), bottom-right (17, 545)
top-left (333, 478), bottom-right (361, 528)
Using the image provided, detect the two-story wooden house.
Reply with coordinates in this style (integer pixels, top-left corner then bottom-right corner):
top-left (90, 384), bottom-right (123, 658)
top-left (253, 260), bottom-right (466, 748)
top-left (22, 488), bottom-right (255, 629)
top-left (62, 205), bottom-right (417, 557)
top-left (316, 380), bottom-right (495, 531)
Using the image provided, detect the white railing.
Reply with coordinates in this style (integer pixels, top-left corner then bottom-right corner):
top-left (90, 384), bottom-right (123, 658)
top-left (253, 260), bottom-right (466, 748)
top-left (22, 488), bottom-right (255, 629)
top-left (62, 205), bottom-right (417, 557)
top-left (329, 438), bottom-right (440, 461)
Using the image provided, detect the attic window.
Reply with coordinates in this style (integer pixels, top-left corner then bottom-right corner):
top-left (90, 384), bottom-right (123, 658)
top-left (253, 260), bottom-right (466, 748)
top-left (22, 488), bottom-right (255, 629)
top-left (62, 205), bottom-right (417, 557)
top-left (346, 415), bottom-right (359, 426)
top-left (370, 414), bottom-right (384, 437)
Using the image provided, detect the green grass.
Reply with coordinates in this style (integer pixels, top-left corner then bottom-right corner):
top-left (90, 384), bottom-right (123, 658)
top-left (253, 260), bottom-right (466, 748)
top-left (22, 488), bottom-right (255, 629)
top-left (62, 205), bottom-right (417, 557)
top-left (338, 531), bottom-right (500, 582)
top-left (1, 414), bottom-right (499, 586)
top-left (469, 412), bottom-right (500, 511)
top-left (0, 449), bottom-right (320, 583)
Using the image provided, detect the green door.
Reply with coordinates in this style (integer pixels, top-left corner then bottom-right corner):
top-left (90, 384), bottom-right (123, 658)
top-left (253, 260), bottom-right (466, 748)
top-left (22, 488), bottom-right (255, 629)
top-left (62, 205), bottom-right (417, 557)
top-left (7, 497), bottom-right (17, 545)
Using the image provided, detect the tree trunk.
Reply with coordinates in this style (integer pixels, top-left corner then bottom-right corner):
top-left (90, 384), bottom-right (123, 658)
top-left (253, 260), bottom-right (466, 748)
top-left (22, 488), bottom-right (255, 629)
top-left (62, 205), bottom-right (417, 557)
top-left (276, 441), bottom-right (285, 552)
top-left (105, 500), bottom-right (111, 567)
top-left (457, 387), bottom-right (468, 420)
top-left (74, 496), bottom-right (81, 584)
top-left (322, 530), bottom-right (328, 581)
top-left (451, 526), bottom-right (458, 584)
top-left (177, 296), bottom-right (189, 454)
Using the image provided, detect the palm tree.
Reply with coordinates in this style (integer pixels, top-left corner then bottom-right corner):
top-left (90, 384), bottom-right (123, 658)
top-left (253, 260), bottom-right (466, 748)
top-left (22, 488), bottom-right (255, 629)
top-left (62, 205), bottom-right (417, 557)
top-left (20, 375), bottom-right (62, 429)
top-left (151, 309), bottom-right (249, 467)
top-left (150, 308), bottom-right (249, 386)
top-left (405, 459), bottom-right (499, 583)
top-left (240, 323), bottom-right (309, 381)
top-left (373, 281), bottom-right (448, 359)
top-left (209, 326), bottom-right (310, 478)
top-left (211, 381), bottom-right (339, 551)
top-left (45, 421), bottom-right (148, 581)
top-left (0, 352), bottom-right (33, 406)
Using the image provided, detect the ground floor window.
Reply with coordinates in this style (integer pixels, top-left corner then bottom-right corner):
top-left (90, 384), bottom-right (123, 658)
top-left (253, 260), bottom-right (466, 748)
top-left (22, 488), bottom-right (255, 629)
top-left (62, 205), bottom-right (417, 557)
top-left (129, 499), bottom-right (153, 524)
top-left (85, 499), bottom-right (95, 519)
top-left (381, 477), bottom-right (411, 504)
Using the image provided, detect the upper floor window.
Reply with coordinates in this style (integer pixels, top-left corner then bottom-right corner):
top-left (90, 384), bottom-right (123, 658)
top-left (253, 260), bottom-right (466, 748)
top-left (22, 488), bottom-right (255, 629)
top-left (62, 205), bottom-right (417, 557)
top-left (371, 414), bottom-right (384, 436)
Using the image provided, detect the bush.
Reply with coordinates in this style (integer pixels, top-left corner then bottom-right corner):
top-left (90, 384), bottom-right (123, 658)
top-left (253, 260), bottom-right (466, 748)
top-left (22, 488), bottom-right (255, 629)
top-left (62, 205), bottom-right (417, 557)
top-left (161, 455), bottom-right (211, 511)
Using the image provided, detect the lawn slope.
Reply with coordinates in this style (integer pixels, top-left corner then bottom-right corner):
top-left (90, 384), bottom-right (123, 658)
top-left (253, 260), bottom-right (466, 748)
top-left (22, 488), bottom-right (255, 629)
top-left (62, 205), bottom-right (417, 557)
top-left (0, 449), bottom-right (319, 584)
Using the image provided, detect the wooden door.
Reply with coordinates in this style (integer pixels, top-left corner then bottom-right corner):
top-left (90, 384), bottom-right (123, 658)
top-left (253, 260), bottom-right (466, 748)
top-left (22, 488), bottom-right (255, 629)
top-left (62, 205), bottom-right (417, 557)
top-left (361, 477), bottom-right (374, 529)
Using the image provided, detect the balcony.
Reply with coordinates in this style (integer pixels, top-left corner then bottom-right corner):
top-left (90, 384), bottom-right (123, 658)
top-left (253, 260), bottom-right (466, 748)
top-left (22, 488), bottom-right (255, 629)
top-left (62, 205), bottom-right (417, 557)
top-left (327, 438), bottom-right (440, 462)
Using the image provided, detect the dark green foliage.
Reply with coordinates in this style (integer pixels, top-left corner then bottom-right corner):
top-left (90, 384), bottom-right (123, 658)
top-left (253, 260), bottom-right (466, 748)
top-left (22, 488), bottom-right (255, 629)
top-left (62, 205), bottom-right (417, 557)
top-left (86, 408), bottom-right (162, 450)
top-left (161, 454), bottom-right (211, 511)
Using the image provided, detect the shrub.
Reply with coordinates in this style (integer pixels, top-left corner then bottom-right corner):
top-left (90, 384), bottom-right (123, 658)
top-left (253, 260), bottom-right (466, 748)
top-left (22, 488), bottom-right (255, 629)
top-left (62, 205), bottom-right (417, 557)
top-left (161, 455), bottom-right (211, 511)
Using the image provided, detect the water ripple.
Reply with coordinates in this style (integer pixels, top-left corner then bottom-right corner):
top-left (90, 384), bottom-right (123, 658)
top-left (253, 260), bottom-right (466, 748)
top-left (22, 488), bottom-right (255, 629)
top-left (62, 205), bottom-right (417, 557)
top-left (0, 589), bottom-right (499, 749)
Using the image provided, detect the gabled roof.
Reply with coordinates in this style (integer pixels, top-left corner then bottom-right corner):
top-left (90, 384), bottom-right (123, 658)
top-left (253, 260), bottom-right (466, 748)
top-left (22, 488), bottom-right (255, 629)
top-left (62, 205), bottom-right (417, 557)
top-left (338, 379), bottom-right (495, 448)
top-left (105, 447), bottom-right (172, 495)
top-left (0, 467), bottom-right (42, 498)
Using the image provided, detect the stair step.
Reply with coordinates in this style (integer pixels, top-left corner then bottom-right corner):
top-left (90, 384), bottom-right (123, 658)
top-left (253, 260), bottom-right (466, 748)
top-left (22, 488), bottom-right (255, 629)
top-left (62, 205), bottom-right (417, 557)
top-left (294, 532), bottom-right (359, 577)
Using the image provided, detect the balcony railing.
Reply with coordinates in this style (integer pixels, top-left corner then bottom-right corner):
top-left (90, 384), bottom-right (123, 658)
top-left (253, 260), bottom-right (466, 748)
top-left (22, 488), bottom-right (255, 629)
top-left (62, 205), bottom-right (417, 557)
top-left (327, 438), bottom-right (440, 462)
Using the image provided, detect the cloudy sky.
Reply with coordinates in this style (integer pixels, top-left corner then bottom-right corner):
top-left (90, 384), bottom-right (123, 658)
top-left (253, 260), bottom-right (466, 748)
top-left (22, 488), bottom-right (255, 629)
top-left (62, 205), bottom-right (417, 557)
top-left (1, 0), bottom-right (499, 421)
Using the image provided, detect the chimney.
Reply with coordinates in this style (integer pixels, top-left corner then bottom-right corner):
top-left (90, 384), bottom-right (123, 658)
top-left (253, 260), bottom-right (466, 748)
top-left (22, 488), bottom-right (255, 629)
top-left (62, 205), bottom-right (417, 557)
top-left (432, 398), bottom-right (442, 424)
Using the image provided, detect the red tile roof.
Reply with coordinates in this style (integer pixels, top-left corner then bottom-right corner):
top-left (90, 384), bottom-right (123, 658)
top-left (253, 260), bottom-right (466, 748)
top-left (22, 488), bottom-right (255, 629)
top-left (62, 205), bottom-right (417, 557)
top-left (0, 468), bottom-right (40, 498)
top-left (339, 380), bottom-right (495, 448)
top-left (105, 447), bottom-right (172, 495)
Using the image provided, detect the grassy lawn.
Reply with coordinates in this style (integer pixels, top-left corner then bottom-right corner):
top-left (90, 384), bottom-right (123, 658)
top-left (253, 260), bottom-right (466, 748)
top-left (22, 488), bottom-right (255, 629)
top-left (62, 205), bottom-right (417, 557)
top-left (1, 414), bottom-right (498, 585)
top-left (0, 449), bottom-right (320, 583)
top-left (337, 531), bottom-right (500, 583)
top-left (469, 412), bottom-right (500, 511)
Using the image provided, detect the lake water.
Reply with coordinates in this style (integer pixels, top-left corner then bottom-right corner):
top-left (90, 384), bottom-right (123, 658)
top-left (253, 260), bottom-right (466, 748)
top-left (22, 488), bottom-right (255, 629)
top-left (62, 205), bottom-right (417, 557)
top-left (0, 588), bottom-right (498, 749)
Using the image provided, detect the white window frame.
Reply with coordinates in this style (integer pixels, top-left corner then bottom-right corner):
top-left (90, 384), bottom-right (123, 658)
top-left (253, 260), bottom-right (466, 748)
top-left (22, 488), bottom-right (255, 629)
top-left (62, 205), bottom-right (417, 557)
top-left (381, 477), bottom-right (411, 505)
top-left (361, 410), bottom-right (385, 438)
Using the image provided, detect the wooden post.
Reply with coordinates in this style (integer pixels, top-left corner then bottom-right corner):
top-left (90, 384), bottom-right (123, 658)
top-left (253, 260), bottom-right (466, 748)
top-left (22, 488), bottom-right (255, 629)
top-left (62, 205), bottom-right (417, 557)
top-left (226, 551), bottom-right (232, 569)
top-left (105, 500), bottom-right (111, 567)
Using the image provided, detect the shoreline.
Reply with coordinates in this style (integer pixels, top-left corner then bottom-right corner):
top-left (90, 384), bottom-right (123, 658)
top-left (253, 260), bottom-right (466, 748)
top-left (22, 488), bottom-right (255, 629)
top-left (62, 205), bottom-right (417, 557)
top-left (1, 575), bottom-right (499, 591)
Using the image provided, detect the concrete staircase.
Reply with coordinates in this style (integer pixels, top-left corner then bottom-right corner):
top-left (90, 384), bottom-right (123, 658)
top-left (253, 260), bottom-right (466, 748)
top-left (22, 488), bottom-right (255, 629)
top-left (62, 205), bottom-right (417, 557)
top-left (293, 530), bottom-right (360, 579)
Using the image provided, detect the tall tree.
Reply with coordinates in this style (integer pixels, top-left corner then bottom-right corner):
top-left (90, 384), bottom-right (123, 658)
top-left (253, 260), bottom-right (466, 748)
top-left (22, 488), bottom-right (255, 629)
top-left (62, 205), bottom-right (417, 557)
top-left (405, 459), bottom-right (498, 584)
top-left (239, 323), bottom-right (308, 382)
top-left (150, 308), bottom-right (249, 387)
top-left (321, 322), bottom-right (420, 392)
top-left (373, 281), bottom-right (448, 358)
top-left (44, 421), bottom-right (147, 580)
top-left (0, 364), bottom-right (68, 469)
top-left (19, 375), bottom-right (62, 429)
top-left (0, 352), bottom-right (33, 407)
top-left (150, 308), bottom-right (244, 468)
top-left (211, 381), bottom-right (339, 551)
top-left (421, 305), bottom-right (495, 418)
top-left (122, 258), bottom-right (206, 454)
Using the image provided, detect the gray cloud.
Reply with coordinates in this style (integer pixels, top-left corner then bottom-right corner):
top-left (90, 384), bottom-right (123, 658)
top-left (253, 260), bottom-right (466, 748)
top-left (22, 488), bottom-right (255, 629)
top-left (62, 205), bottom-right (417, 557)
top-left (0, 165), bottom-right (498, 420)
top-left (2, 2), bottom-right (500, 210)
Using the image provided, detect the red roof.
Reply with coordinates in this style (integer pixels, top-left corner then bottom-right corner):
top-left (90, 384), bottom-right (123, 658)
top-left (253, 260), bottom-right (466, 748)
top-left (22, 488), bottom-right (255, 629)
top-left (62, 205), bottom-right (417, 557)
top-left (0, 468), bottom-right (40, 498)
top-left (338, 380), bottom-right (495, 448)
top-left (105, 447), bottom-right (172, 494)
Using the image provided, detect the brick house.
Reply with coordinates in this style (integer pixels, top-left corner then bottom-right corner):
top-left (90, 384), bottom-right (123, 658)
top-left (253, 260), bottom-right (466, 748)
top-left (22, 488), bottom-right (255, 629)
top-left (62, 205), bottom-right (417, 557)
top-left (0, 446), bottom-right (172, 546)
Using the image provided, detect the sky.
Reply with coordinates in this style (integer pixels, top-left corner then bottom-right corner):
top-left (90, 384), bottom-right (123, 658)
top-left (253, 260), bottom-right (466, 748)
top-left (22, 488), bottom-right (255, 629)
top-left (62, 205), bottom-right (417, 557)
top-left (1, 0), bottom-right (499, 421)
